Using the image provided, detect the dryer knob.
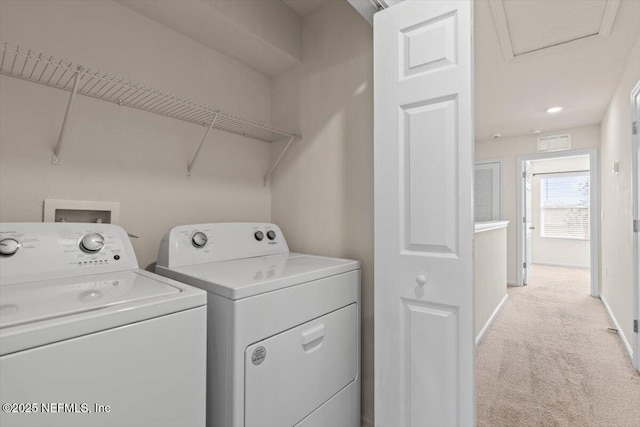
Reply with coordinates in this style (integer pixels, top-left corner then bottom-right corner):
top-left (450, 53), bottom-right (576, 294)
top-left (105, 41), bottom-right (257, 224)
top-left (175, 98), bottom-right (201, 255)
top-left (0, 238), bottom-right (21, 256)
top-left (192, 232), bottom-right (208, 248)
top-left (254, 231), bottom-right (264, 241)
top-left (80, 233), bottom-right (105, 253)
top-left (266, 230), bottom-right (276, 240)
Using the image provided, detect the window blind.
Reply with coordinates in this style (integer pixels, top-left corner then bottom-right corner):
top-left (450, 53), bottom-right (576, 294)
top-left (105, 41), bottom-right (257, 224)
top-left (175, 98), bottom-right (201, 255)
top-left (540, 173), bottom-right (590, 240)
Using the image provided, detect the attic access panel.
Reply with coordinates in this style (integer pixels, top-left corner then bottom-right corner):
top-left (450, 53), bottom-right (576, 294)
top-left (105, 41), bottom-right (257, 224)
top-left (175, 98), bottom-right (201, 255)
top-left (489, 0), bottom-right (621, 60)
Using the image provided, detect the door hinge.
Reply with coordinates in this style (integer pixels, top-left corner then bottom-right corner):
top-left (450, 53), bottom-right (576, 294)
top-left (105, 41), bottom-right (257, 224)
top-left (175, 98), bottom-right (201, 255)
top-left (634, 319), bottom-right (638, 333)
top-left (522, 171), bottom-right (526, 178)
top-left (633, 121), bottom-right (638, 135)
top-left (523, 217), bottom-right (527, 223)
top-left (634, 219), bottom-right (640, 233)
top-left (523, 262), bottom-right (527, 269)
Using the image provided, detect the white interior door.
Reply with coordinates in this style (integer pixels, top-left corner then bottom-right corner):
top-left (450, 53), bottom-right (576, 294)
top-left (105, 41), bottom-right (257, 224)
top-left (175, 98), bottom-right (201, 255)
top-left (374, 1), bottom-right (474, 426)
top-left (523, 161), bottom-right (533, 285)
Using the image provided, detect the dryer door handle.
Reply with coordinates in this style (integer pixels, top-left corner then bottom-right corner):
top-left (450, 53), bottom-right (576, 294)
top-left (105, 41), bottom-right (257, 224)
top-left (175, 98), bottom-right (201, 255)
top-left (301, 323), bottom-right (325, 347)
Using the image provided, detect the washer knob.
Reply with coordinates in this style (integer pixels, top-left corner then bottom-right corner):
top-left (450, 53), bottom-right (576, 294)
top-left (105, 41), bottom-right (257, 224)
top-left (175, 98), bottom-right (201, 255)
top-left (192, 232), bottom-right (208, 248)
top-left (254, 231), bottom-right (264, 241)
top-left (80, 233), bottom-right (105, 253)
top-left (266, 230), bottom-right (276, 240)
top-left (0, 238), bottom-right (21, 256)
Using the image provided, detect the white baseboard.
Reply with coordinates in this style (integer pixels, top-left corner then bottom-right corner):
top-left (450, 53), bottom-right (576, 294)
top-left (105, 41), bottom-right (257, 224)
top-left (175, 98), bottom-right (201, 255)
top-left (361, 413), bottom-right (374, 427)
top-left (533, 261), bottom-right (590, 269)
top-left (507, 280), bottom-right (518, 286)
top-left (475, 294), bottom-right (509, 346)
top-left (600, 293), bottom-right (633, 361)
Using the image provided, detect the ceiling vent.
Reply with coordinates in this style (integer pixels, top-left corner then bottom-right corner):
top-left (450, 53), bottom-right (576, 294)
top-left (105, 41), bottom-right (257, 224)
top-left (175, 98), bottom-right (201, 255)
top-left (537, 134), bottom-right (571, 153)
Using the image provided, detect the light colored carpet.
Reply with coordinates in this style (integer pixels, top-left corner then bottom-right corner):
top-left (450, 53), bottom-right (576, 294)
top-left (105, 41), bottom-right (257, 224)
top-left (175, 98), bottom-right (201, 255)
top-left (476, 265), bottom-right (640, 427)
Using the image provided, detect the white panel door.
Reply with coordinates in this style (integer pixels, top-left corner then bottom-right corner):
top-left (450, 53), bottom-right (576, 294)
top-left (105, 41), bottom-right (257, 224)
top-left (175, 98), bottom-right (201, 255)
top-left (374, 1), bottom-right (474, 426)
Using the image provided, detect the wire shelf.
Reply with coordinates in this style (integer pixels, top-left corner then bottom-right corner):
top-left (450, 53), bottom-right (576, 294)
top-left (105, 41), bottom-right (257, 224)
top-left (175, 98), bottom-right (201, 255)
top-left (0, 42), bottom-right (298, 143)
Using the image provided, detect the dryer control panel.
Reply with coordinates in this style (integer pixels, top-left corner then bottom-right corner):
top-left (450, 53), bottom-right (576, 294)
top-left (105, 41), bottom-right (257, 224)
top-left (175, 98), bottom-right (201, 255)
top-left (0, 223), bottom-right (138, 285)
top-left (157, 223), bottom-right (289, 268)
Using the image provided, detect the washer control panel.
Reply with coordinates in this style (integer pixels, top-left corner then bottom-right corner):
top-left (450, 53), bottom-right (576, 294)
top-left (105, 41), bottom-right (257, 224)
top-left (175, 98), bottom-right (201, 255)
top-left (0, 223), bottom-right (138, 285)
top-left (157, 223), bottom-right (289, 268)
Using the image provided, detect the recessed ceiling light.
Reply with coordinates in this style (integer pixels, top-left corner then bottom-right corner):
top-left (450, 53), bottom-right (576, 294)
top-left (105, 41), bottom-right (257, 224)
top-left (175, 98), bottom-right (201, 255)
top-left (532, 129), bottom-right (542, 134)
top-left (546, 106), bottom-right (563, 113)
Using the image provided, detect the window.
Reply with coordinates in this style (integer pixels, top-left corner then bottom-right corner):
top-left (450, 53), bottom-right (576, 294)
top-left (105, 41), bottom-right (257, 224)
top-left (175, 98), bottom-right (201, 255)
top-left (540, 173), bottom-right (590, 240)
top-left (474, 161), bottom-right (502, 222)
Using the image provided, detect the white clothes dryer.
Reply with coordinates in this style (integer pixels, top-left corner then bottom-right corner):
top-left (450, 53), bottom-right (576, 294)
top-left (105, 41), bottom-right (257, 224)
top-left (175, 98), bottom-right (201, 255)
top-left (0, 223), bottom-right (207, 427)
top-left (156, 223), bottom-right (360, 427)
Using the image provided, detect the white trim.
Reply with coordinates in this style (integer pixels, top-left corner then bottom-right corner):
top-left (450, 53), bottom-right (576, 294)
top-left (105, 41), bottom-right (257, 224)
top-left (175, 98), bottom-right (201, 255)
top-left (532, 261), bottom-right (589, 270)
top-left (516, 149), bottom-right (600, 297)
top-left (475, 220), bottom-right (509, 233)
top-left (507, 280), bottom-right (518, 286)
top-left (475, 294), bottom-right (509, 346)
top-left (599, 0), bottom-right (622, 38)
top-left (487, 0), bottom-right (514, 61)
top-left (631, 80), bottom-right (640, 371)
top-left (601, 293), bottom-right (634, 361)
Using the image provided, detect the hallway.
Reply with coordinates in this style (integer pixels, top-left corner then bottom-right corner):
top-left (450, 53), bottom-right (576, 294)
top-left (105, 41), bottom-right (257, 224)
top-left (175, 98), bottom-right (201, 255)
top-left (476, 265), bottom-right (640, 426)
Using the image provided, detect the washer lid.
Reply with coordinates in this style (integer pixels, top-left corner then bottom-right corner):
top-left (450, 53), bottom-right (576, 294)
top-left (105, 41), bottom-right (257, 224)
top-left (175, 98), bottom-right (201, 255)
top-left (0, 271), bottom-right (179, 329)
top-left (158, 253), bottom-right (360, 300)
top-left (0, 270), bottom-right (206, 356)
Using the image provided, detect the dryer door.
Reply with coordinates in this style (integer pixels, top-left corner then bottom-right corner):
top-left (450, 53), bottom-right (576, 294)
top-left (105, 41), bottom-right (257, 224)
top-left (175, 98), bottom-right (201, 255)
top-left (244, 303), bottom-right (357, 427)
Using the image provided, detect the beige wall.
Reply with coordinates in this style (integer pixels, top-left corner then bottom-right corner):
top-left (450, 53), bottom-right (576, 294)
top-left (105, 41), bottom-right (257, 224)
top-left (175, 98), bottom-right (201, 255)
top-left (269, 1), bottom-right (374, 423)
top-left (600, 35), bottom-right (640, 348)
top-left (530, 156), bottom-right (591, 268)
top-left (475, 125), bottom-right (600, 283)
top-left (0, 0), bottom-right (273, 269)
top-left (474, 226), bottom-right (508, 339)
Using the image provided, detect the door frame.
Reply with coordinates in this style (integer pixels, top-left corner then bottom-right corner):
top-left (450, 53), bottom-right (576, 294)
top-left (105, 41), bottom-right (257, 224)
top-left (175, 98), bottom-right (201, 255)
top-left (516, 148), bottom-right (600, 296)
top-left (631, 81), bottom-right (640, 371)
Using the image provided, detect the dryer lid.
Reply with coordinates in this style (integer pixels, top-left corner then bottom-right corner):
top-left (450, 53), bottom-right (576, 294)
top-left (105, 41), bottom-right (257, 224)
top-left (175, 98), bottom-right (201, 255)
top-left (158, 253), bottom-right (360, 300)
top-left (0, 271), bottom-right (179, 329)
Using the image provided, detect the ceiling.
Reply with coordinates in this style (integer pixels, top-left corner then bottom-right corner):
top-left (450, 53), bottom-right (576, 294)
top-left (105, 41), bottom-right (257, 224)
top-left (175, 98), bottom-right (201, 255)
top-left (282, 0), bottom-right (332, 17)
top-left (117, 0), bottom-right (639, 139)
top-left (475, 0), bottom-right (640, 141)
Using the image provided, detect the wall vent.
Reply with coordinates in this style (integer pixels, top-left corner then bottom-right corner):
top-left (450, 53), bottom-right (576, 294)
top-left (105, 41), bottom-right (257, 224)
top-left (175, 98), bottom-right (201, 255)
top-left (537, 134), bottom-right (571, 153)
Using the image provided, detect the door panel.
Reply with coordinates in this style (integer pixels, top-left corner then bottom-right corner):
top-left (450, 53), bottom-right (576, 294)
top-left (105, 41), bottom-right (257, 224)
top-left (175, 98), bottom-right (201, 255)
top-left (374, 1), bottom-right (474, 426)
top-left (402, 96), bottom-right (459, 255)
top-left (244, 304), bottom-right (357, 427)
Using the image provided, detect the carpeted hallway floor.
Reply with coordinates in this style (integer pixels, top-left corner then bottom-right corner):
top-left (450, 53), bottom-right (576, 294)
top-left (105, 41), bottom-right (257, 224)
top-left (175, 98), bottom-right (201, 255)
top-left (476, 265), bottom-right (640, 427)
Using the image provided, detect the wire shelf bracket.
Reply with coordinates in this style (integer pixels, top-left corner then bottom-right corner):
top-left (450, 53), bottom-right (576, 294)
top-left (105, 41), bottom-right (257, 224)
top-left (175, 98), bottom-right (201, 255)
top-left (263, 135), bottom-right (296, 186)
top-left (51, 66), bottom-right (83, 165)
top-left (0, 42), bottom-right (300, 177)
top-left (187, 112), bottom-right (219, 177)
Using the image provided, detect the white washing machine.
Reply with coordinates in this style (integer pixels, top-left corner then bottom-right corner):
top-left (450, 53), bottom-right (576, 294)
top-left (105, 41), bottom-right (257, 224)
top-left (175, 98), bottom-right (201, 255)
top-left (155, 223), bottom-right (360, 427)
top-left (0, 223), bottom-right (207, 427)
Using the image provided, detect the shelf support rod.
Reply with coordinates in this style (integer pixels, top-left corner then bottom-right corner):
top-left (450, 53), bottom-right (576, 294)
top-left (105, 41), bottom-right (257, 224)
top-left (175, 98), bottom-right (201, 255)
top-left (187, 112), bottom-right (218, 177)
top-left (263, 135), bottom-right (296, 186)
top-left (52, 66), bottom-right (83, 165)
